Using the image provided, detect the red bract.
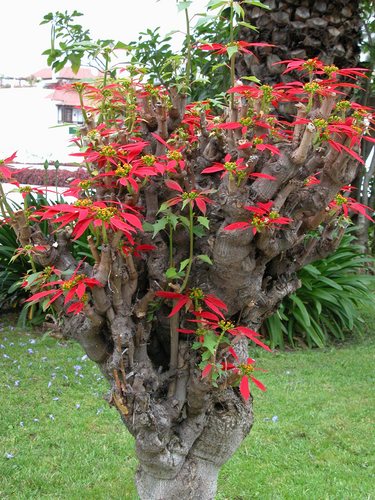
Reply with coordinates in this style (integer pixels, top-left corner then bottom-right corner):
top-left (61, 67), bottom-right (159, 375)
top-left (71, 140), bottom-right (148, 169)
top-left (122, 243), bottom-right (156, 257)
top-left (202, 153), bottom-right (277, 181)
top-left (227, 84), bottom-right (286, 107)
top-left (329, 193), bottom-right (374, 222)
top-left (164, 180), bottom-right (214, 215)
top-left (225, 201), bottom-right (292, 234)
top-left (223, 353), bottom-right (266, 401)
top-left (238, 135), bottom-right (281, 156)
top-left (155, 289), bottom-right (228, 318)
top-left (33, 200), bottom-right (142, 241)
top-left (0, 152), bottom-right (20, 182)
top-left (98, 160), bottom-right (158, 193)
top-left (151, 133), bottom-right (186, 172)
top-left (275, 58), bottom-right (368, 81)
top-left (190, 311), bottom-right (271, 352)
top-left (26, 264), bottom-right (103, 315)
top-left (197, 41), bottom-right (273, 57)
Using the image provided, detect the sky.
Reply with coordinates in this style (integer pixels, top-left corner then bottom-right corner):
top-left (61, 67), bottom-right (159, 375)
top-left (1, 0), bottom-right (208, 76)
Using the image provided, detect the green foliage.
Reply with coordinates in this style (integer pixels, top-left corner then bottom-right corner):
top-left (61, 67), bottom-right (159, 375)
top-left (0, 223), bottom-right (28, 311)
top-left (40, 10), bottom-right (130, 77)
top-left (0, 193), bottom-right (95, 325)
top-left (265, 231), bottom-right (375, 349)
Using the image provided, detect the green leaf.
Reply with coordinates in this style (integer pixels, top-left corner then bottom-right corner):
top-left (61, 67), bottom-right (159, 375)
top-left (197, 254), bottom-right (213, 265)
top-left (238, 21), bottom-right (258, 31)
top-left (317, 276), bottom-right (343, 290)
top-left (226, 45), bottom-right (238, 60)
top-left (165, 267), bottom-right (179, 279)
top-left (177, 1), bottom-right (193, 11)
top-left (201, 351), bottom-right (212, 361)
top-left (233, 2), bottom-right (245, 19)
top-left (241, 75), bottom-right (261, 83)
top-left (207, 0), bottom-right (228, 10)
top-left (68, 54), bottom-right (81, 74)
top-left (179, 259), bottom-right (191, 272)
top-left (114, 41), bottom-right (130, 50)
top-left (197, 216), bottom-right (210, 229)
top-left (150, 218), bottom-right (168, 238)
top-left (242, 0), bottom-right (271, 9)
top-left (168, 213), bottom-right (179, 230)
top-left (192, 225), bottom-right (206, 237)
top-left (291, 295), bottom-right (311, 328)
top-left (203, 330), bottom-right (218, 355)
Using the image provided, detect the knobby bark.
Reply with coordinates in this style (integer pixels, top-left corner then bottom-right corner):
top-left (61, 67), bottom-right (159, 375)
top-left (236, 0), bottom-right (362, 86)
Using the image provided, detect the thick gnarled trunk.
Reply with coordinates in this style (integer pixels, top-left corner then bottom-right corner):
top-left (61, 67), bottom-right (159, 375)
top-left (135, 391), bottom-right (253, 499)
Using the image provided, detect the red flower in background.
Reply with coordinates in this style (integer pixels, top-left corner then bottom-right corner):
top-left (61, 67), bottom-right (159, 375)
top-left (33, 200), bottom-right (143, 241)
top-left (197, 41), bottom-right (273, 57)
top-left (164, 180), bottom-right (214, 215)
top-left (223, 350), bottom-right (266, 401)
top-left (329, 192), bottom-right (374, 222)
top-left (26, 263), bottom-right (103, 315)
top-left (0, 152), bottom-right (20, 183)
top-left (225, 201), bottom-right (291, 234)
top-left (156, 289), bottom-right (228, 318)
top-left (188, 311), bottom-right (271, 352)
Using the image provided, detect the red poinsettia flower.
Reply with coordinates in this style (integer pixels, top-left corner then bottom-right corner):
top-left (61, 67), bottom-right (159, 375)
top-left (26, 263), bottom-right (103, 315)
top-left (0, 152), bottom-right (20, 183)
top-left (329, 192), bottom-right (374, 222)
top-left (121, 243), bottom-right (156, 257)
top-left (238, 135), bottom-right (281, 156)
top-left (32, 200), bottom-right (143, 241)
top-left (163, 179), bottom-right (214, 215)
top-left (155, 289), bottom-right (228, 318)
top-left (197, 41), bottom-right (273, 58)
top-left (71, 140), bottom-right (148, 169)
top-left (222, 351), bottom-right (266, 401)
top-left (151, 133), bottom-right (186, 172)
top-left (188, 311), bottom-right (271, 352)
top-left (202, 153), bottom-right (276, 181)
top-left (274, 58), bottom-right (368, 81)
top-left (97, 160), bottom-right (158, 193)
top-left (225, 201), bottom-right (292, 234)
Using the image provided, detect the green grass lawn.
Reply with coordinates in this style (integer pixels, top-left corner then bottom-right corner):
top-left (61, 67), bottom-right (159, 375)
top-left (0, 315), bottom-right (374, 500)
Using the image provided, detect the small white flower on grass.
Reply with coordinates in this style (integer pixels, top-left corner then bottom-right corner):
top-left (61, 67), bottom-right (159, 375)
top-left (33, 418), bottom-right (39, 422)
top-left (75, 403), bottom-right (81, 409)
top-left (27, 349), bottom-right (34, 354)
top-left (14, 380), bottom-right (20, 387)
top-left (0, 344), bottom-right (5, 349)
top-left (47, 381), bottom-right (52, 388)
top-left (5, 453), bottom-right (15, 459)
top-left (53, 397), bottom-right (59, 401)
top-left (20, 422), bottom-right (24, 427)
top-left (81, 354), bottom-right (88, 361)
top-left (272, 416), bottom-right (279, 423)
top-left (49, 414), bottom-right (55, 420)
top-left (3, 354), bottom-right (10, 359)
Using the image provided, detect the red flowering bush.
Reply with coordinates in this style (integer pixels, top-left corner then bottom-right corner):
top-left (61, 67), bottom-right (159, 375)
top-left (1, 11), bottom-right (374, 498)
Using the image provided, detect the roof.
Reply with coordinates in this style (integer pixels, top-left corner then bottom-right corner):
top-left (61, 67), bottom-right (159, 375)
top-left (48, 89), bottom-right (82, 106)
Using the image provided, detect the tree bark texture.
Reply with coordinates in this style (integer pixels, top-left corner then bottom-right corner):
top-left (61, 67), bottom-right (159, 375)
top-left (236, 0), bottom-right (362, 85)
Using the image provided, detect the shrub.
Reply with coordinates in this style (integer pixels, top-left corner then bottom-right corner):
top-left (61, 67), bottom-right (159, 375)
top-left (264, 231), bottom-right (375, 349)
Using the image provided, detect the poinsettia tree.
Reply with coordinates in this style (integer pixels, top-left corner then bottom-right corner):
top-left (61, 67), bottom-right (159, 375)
top-left (2, 4), bottom-right (375, 498)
